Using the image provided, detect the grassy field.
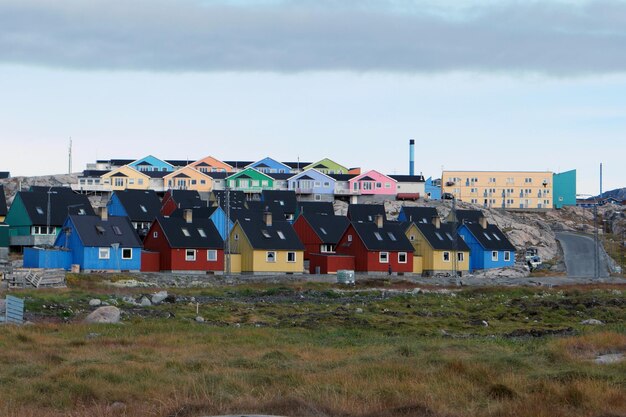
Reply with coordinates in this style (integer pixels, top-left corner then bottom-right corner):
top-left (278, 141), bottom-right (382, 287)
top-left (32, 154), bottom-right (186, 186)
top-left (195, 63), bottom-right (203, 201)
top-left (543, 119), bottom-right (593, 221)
top-left (0, 278), bottom-right (625, 417)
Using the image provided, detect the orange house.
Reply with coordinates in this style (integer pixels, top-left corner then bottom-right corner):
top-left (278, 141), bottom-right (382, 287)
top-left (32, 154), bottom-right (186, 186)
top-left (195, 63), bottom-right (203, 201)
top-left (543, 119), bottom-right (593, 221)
top-left (164, 167), bottom-right (213, 192)
top-left (189, 156), bottom-right (234, 174)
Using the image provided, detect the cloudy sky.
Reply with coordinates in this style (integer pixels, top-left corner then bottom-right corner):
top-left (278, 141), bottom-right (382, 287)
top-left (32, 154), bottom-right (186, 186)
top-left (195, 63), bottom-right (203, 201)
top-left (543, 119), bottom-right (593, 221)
top-left (1, 0), bottom-right (625, 194)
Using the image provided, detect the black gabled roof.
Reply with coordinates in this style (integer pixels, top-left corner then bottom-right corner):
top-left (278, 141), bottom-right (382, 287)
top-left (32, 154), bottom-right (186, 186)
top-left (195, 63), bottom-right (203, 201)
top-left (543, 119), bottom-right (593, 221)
top-left (351, 222), bottom-right (414, 252)
top-left (452, 209), bottom-right (484, 224)
top-left (170, 206), bottom-right (218, 220)
top-left (229, 208), bottom-right (264, 223)
top-left (329, 174), bottom-right (356, 181)
top-left (237, 217), bottom-right (304, 251)
top-left (297, 201), bottom-right (335, 216)
top-left (462, 223), bottom-right (516, 251)
top-left (358, 176), bottom-right (376, 182)
top-left (81, 170), bottom-right (110, 177)
top-left (389, 175), bottom-right (426, 182)
top-left (0, 185), bottom-right (7, 217)
top-left (110, 159), bottom-right (135, 166)
top-left (144, 171), bottom-right (168, 178)
top-left (415, 222), bottom-right (470, 252)
top-left (224, 161), bottom-right (254, 169)
top-left (156, 215), bottom-right (223, 249)
top-left (69, 215), bottom-right (142, 248)
top-left (29, 186), bottom-right (74, 194)
top-left (267, 173), bottom-right (293, 180)
top-left (212, 190), bottom-right (247, 210)
top-left (401, 207), bottom-right (438, 224)
top-left (18, 190), bottom-right (95, 226)
top-left (283, 161), bottom-right (312, 169)
top-left (112, 189), bottom-right (161, 222)
top-left (207, 172), bottom-right (229, 179)
top-left (247, 200), bottom-right (286, 219)
top-left (261, 190), bottom-right (298, 213)
top-left (301, 213), bottom-right (349, 244)
top-left (347, 204), bottom-right (387, 223)
top-left (0, 172), bottom-right (10, 179)
top-left (164, 160), bottom-right (190, 167)
top-left (168, 190), bottom-right (206, 209)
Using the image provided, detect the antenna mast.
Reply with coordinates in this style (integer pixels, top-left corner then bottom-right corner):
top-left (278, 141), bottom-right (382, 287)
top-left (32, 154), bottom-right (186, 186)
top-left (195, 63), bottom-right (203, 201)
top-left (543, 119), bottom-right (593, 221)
top-left (68, 137), bottom-right (72, 174)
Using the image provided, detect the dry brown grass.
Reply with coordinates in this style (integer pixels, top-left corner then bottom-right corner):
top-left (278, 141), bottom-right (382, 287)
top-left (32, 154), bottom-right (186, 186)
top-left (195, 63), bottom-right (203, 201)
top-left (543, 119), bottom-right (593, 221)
top-left (552, 332), bottom-right (626, 361)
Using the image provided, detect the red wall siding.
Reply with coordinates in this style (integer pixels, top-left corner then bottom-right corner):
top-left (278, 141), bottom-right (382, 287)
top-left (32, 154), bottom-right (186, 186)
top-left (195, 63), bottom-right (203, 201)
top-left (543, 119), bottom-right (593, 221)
top-left (169, 247), bottom-right (224, 272)
top-left (142, 221), bottom-right (172, 271)
top-left (141, 250), bottom-right (161, 272)
top-left (161, 198), bottom-right (177, 216)
top-left (293, 216), bottom-right (322, 260)
top-left (365, 251), bottom-right (413, 273)
top-left (309, 253), bottom-right (355, 274)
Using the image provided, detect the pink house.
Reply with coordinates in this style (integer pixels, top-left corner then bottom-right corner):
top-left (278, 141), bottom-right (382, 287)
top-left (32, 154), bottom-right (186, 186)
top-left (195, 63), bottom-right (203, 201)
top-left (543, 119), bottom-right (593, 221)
top-left (349, 170), bottom-right (397, 195)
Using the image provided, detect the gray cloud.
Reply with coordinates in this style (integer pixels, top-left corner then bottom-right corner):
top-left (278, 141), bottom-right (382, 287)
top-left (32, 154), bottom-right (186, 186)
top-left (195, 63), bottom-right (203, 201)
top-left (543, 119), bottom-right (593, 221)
top-left (1, 0), bottom-right (625, 74)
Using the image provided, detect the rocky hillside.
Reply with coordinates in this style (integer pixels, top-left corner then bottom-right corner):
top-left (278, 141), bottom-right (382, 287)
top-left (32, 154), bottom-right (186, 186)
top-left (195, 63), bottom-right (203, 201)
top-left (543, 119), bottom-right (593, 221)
top-left (0, 174), bottom-right (78, 205)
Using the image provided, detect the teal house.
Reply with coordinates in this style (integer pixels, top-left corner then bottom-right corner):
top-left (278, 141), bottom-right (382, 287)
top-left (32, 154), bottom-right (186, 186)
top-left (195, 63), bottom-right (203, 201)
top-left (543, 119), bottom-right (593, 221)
top-left (226, 168), bottom-right (274, 193)
top-left (553, 170), bottom-right (577, 209)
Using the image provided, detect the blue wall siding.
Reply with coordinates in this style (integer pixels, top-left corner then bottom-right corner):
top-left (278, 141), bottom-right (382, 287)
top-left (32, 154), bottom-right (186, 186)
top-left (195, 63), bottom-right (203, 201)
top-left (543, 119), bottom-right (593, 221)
top-left (248, 157), bottom-right (292, 174)
top-left (458, 227), bottom-right (484, 271)
top-left (288, 170), bottom-right (336, 195)
top-left (425, 177), bottom-right (441, 200)
top-left (209, 207), bottom-right (234, 240)
top-left (23, 248), bottom-right (72, 269)
top-left (482, 250), bottom-right (515, 269)
top-left (82, 247), bottom-right (142, 271)
top-left (107, 194), bottom-right (129, 217)
top-left (129, 155), bottom-right (174, 172)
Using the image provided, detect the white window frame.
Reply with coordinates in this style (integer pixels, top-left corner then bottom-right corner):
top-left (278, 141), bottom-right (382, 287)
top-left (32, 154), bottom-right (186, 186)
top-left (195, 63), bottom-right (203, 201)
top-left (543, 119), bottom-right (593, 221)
top-left (266, 251), bottom-right (276, 263)
top-left (492, 251), bottom-right (499, 261)
top-left (398, 252), bottom-right (407, 263)
top-left (153, 231), bottom-right (158, 238)
top-left (443, 251), bottom-right (450, 262)
top-left (287, 252), bottom-right (296, 263)
top-left (503, 251), bottom-right (510, 262)
top-left (347, 234), bottom-right (352, 242)
top-left (457, 252), bottom-right (464, 262)
top-left (121, 248), bottom-right (132, 260)
top-left (186, 249), bottom-right (196, 261)
top-left (207, 250), bottom-right (217, 261)
top-left (379, 252), bottom-right (389, 263)
top-left (99, 247), bottom-right (110, 260)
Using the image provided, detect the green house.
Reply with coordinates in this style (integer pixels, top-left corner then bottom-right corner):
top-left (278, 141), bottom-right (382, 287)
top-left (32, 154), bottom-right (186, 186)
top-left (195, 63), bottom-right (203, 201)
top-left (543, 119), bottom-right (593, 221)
top-left (225, 168), bottom-right (274, 193)
top-left (304, 158), bottom-right (349, 175)
top-left (553, 170), bottom-right (577, 209)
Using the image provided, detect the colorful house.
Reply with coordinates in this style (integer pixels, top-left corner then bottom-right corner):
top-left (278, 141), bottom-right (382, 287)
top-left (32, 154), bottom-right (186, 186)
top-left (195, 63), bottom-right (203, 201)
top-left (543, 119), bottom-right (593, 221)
top-left (101, 166), bottom-right (152, 191)
top-left (553, 170), bottom-right (577, 209)
top-left (335, 216), bottom-right (414, 274)
top-left (390, 175), bottom-right (426, 201)
top-left (288, 169), bottom-right (336, 201)
top-left (406, 218), bottom-right (470, 276)
top-left (347, 204), bottom-right (387, 224)
top-left (107, 189), bottom-right (162, 238)
top-left (53, 214), bottom-right (142, 272)
top-left (164, 166), bottom-right (213, 192)
top-left (303, 158), bottom-right (349, 175)
top-left (349, 170), bottom-right (397, 195)
top-left (293, 212), bottom-right (350, 260)
top-left (161, 190), bottom-right (206, 216)
top-left (425, 177), bottom-right (441, 200)
top-left (247, 157), bottom-right (292, 174)
top-left (128, 155), bottom-right (175, 173)
top-left (226, 168), bottom-right (274, 194)
top-left (457, 217), bottom-right (516, 272)
top-left (5, 189), bottom-right (95, 248)
top-left (169, 206), bottom-right (233, 240)
top-left (397, 206), bottom-right (438, 224)
top-left (143, 212), bottom-right (224, 273)
top-left (189, 156), bottom-right (234, 173)
top-left (229, 211), bottom-right (304, 274)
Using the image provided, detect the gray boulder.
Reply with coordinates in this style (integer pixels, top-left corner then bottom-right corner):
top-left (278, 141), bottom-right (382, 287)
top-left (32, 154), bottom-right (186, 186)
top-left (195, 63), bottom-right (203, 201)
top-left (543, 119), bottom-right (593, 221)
top-left (139, 296), bottom-right (152, 307)
top-left (151, 291), bottom-right (168, 305)
top-left (581, 319), bottom-right (605, 326)
top-left (85, 306), bottom-right (121, 324)
top-left (89, 299), bottom-right (102, 307)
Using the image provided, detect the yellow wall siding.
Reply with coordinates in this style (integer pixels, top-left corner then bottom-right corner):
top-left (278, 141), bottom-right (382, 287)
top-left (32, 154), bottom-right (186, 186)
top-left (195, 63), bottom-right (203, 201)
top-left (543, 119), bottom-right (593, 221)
top-left (442, 171), bottom-right (554, 209)
top-left (413, 256), bottom-right (423, 274)
top-left (405, 224), bottom-right (469, 273)
top-left (101, 166), bottom-right (151, 191)
top-left (227, 254), bottom-right (242, 274)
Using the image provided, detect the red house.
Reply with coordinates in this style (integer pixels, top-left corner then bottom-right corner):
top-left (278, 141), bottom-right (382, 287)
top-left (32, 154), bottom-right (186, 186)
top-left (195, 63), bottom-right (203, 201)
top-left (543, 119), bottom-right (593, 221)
top-left (335, 215), bottom-right (414, 274)
top-left (143, 210), bottom-right (224, 273)
top-left (160, 190), bottom-right (206, 216)
top-left (293, 213), bottom-right (349, 260)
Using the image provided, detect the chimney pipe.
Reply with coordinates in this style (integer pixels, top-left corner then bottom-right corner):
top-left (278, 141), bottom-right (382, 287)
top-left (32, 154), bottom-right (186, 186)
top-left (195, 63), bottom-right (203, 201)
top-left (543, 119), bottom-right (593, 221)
top-left (479, 216), bottom-right (488, 230)
top-left (264, 208), bottom-right (272, 227)
top-left (184, 209), bottom-right (193, 224)
top-left (100, 207), bottom-right (108, 222)
top-left (409, 139), bottom-right (415, 176)
top-left (431, 215), bottom-right (441, 229)
top-left (375, 214), bottom-right (384, 229)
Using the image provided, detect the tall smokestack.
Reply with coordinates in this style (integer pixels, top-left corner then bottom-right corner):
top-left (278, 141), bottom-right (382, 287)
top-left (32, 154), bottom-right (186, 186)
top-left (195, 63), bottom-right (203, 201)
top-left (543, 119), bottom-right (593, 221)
top-left (409, 139), bottom-right (415, 176)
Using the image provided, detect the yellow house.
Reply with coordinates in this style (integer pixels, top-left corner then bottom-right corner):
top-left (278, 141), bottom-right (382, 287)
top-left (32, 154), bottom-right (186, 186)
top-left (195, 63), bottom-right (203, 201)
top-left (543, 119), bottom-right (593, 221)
top-left (189, 156), bottom-right (234, 173)
top-left (442, 170), bottom-right (554, 209)
top-left (229, 212), bottom-right (304, 274)
top-left (164, 166), bottom-right (213, 192)
top-left (101, 166), bottom-right (151, 191)
top-left (404, 218), bottom-right (470, 276)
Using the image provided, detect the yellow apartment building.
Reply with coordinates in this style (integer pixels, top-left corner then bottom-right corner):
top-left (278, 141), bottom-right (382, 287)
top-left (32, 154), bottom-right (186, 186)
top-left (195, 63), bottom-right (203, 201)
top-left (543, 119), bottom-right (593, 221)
top-left (442, 171), bottom-right (553, 209)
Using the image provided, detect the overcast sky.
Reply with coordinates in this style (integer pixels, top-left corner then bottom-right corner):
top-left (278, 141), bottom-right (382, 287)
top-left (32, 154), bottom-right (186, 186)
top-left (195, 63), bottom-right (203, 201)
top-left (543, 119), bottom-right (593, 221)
top-left (1, 0), bottom-right (625, 194)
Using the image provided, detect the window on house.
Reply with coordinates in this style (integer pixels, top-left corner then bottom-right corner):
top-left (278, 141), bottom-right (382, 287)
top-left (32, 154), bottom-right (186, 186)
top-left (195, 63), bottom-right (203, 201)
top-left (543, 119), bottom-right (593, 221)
top-left (445, 232), bottom-right (454, 241)
top-left (99, 247), bottom-right (110, 259)
top-left (36, 207), bottom-right (44, 215)
top-left (504, 251), bottom-right (510, 262)
top-left (198, 228), bottom-right (206, 238)
top-left (410, 235), bottom-right (415, 241)
top-left (287, 252), bottom-right (296, 262)
top-left (319, 227), bottom-right (327, 235)
top-left (387, 232), bottom-right (397, 241)
top-left (435, 232), bottom-right (444, 241)
top-left (262, 230), bottom-right (272, 238)
top-left (492, 233), bottom-right (501, 241)
top-left (95, 225), bottom-right (106, 234)
top-left (320, 244), bottom-right (335, 253)
top-left (112, 226), bottom-right (122, 236)
top-left (153, 231), bottom-right (158, 238)
top-left (186, 249), bottom-right (196, 261)
top-left (443, 251), bottom-right (450, 262)
top-left (457, 252), bottom-right (464, 262)
top-left (483, 232), bottom-right (492, 241)
top-left (315, 194), bottom-right (322, 201)
top-left (234, 233), bottom-right (239, 241)
top-left (277, 230), bottom-right (286, 240)
top-left (379, 252), bottom-right (389, 263)
top-left (347, 234), bottom-right (352, 242)
top-left (266, 251), bottom-right (276, 262)
top-left (492, 251), bottom-right (499, 261)
top-left (122, 248), bottom-right (132, 259)
top-left (207, 250), bottom-right (217, 261)
top-left (398, 252), bottom-right (407, 263)
top-left (182, 228), bottom-right (190, 237)
top-left (374, 232), bottom-right (383, 241)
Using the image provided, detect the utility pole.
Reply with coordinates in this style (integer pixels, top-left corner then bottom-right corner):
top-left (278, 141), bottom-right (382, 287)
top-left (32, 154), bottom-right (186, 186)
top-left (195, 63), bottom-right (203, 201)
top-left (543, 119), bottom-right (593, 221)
top-left (68, 137), bottom-right (72, 174)
top-left (224, 186), bottom-right (231, 276)
top-left (594, 204), bottom-right (600, 279)
top-left (452, 196), bottom-right (458, 283)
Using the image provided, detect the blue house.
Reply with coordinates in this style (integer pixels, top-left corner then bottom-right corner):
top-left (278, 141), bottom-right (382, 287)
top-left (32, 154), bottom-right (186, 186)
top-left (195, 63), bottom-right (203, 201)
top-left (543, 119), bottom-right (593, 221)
top-left (247, 157), bottom-right (292, 174)
top-left (425, 177), bottom-right (441, 200)
top-left (170, 206), bottom-right (233, 240)
top-left (457, 217), bottom-right (516, 272)
top-left (53, 215), bottom-right (143, 272)
top-left (129, 155), bottom-right (175, 173)
top-left (107, 189), bottom-right (162, 237)
top-left (288, 169), bottom-right (336, 202)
